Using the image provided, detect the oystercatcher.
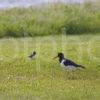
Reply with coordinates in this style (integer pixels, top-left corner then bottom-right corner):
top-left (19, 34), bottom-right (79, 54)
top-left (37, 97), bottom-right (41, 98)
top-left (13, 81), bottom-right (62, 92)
top-left (28, 51), bottom-right (36, 60)
top-left (54, 52), bottom-right (85, 70)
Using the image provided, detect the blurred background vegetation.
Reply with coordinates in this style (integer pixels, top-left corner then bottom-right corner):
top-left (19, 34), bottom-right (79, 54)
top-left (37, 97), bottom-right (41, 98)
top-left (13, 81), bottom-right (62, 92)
top-left (0, 1), bottom-right (100, 37)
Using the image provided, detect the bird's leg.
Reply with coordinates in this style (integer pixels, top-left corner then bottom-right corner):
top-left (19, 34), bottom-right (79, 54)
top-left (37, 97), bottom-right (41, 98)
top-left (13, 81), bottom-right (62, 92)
top-left (65, 70), bottom-right (69, 80)
top-left (67, 70), bottom-right (72, 80)
top-left (70, 70), bottom-right (76, 80)
top-left (71, 70), bottom-right (75, 80)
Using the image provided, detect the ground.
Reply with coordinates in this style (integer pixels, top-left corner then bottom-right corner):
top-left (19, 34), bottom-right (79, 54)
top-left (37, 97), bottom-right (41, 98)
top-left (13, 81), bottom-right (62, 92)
top-left (0, 34), bottom-right (100, 100)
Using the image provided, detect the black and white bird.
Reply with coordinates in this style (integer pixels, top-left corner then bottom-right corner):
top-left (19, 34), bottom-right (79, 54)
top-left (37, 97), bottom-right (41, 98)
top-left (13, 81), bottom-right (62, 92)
top-left (54, 52), bottom-right (85, 71)
top-left (28, 51), bottom-right (36, 60)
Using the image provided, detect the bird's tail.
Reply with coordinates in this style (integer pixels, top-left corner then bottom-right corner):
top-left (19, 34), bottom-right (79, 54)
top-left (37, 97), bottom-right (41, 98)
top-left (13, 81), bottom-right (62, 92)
top-left (77, 65), bottom-right (85, 69)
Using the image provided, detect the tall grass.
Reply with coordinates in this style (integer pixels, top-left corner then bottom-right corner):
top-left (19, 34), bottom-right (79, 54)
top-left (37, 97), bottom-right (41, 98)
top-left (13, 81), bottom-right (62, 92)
top-left (0, 2), bottom-right (100, 37)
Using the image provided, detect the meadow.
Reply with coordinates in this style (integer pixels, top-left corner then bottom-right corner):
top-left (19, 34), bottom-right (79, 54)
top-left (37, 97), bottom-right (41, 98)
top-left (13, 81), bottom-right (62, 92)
top-left (0, 2), bottom-right (100, 37)
top-left (0, 1), bottom-right (100, 100)
top-left (0, 34), bottom-right (100, 100)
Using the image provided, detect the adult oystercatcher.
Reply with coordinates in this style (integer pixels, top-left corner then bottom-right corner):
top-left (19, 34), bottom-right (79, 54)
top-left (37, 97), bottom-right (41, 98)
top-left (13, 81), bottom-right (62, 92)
top-left (54, 52), bottom-right (85, 70)
top-left (28, 51), bottom-right (36, 60)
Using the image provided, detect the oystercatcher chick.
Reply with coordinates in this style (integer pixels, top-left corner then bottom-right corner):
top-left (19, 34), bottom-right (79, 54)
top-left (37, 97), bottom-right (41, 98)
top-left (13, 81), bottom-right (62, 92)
top-left (28, 51), bottom-right (36, 60)
top-left (54, 52), bottom-right (85, 71)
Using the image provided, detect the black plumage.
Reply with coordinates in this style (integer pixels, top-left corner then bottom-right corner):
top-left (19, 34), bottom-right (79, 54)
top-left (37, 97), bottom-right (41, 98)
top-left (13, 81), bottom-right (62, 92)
top-left (28, 51), bottom-right (36, 59)
top-left (54, 52), bottom-right (85, 70)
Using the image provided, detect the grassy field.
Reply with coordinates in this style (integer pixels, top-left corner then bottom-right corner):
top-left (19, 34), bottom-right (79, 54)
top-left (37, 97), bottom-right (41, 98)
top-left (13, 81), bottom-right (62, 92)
top-left (0, 2), bottom-right (100, 37)
top-left (0, 34), bottom-right (100, 100)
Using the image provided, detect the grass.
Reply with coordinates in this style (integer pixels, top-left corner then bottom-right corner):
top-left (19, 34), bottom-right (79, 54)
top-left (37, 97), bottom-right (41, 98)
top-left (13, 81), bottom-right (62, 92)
top-left (0, 34), bottom-right (100, 100)
top-left (0, 2), bottom-right (100, 37)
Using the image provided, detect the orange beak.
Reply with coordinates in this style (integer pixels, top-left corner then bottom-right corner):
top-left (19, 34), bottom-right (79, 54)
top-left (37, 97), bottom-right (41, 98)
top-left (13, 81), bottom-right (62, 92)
top-left (53, 56), bottom-right (58, 59)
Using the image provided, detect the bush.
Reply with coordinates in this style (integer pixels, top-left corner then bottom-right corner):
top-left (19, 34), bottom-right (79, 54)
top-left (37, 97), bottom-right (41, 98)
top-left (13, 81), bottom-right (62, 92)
top-left (0, 2), bottom-right (100, 37)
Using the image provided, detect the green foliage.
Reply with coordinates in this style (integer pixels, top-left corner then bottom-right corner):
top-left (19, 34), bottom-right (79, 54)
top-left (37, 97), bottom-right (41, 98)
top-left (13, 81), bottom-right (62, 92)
top-left (0, 2), bottom-right (100, 37)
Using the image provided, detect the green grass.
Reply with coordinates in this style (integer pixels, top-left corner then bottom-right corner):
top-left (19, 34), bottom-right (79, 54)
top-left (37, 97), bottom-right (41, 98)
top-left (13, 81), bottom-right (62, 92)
top-left (0, 34), bottom-right (100, 100)
top-left (0, 2), bottom-right (100, 37)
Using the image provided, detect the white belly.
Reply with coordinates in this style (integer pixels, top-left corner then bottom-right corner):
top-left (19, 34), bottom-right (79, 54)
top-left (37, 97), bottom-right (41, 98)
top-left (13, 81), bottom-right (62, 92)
top-left (60, 60), bottom-right (76, 71)
top-left (65, 65), bottom-right (76, 71)
top-left (60, 60), bottom-right (66, 67)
